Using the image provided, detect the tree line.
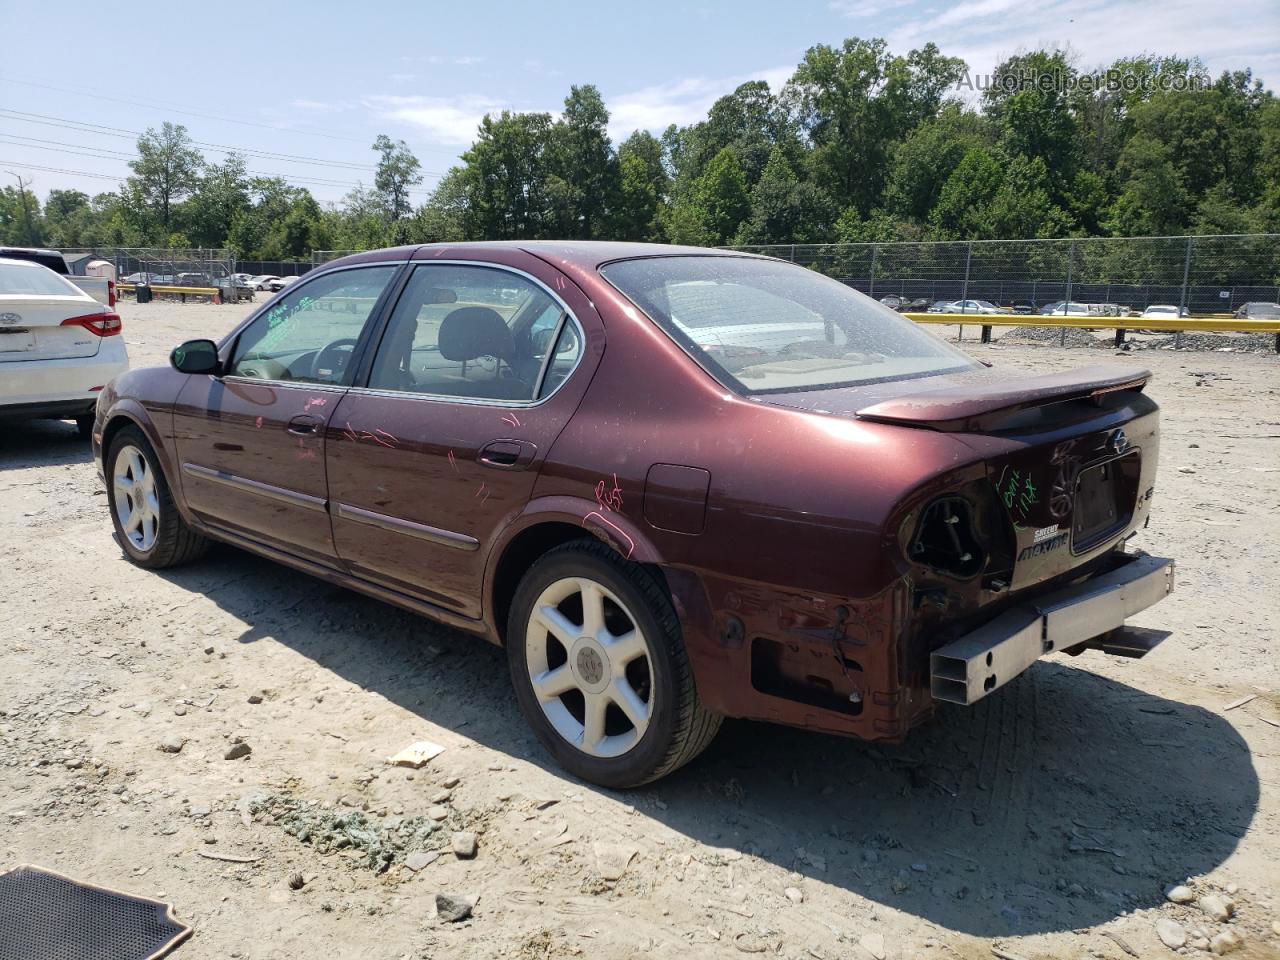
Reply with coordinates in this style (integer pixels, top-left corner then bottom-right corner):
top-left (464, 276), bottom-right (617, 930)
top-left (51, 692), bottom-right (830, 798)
top-left (1, 41), bottom-right (1277, 259)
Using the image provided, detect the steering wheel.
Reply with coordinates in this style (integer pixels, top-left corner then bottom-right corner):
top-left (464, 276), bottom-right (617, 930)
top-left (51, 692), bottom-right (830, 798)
top-left (312, 338), bottom-right (359, 382)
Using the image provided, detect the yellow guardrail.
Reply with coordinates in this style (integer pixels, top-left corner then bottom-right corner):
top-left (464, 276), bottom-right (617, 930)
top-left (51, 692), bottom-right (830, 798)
top-left (907, 312), bottom-right (1280, 351)
top-left (118, 282), bottom-right (222, 297)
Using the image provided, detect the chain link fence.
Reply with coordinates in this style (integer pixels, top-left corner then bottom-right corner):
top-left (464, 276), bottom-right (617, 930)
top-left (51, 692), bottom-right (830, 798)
top-left (60, 247), bottom-right (235, 286)
top-left (726, 234), bottom-right (1280, 316)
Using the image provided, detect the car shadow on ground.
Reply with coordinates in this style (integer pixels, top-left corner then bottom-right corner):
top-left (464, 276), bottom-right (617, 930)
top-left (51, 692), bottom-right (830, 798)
top-left (0, 419), bottom-right (92, 470)
top-left (162, 545), bottom-right (1258, 939)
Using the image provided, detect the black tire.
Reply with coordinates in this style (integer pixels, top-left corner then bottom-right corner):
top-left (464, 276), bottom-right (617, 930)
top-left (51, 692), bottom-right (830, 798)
top-left (507, 540), bottom-right (721, 788)
top-left (75, 415), bottom-right (94, 441)
top-left (105, 425), bottom-right (209, 569)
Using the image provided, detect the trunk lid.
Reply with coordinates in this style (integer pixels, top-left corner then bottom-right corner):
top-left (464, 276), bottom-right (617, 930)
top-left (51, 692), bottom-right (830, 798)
top-left (0, 295), bottom-right (105, 362)
top-left (761, 364), bottom-right (1160, 593)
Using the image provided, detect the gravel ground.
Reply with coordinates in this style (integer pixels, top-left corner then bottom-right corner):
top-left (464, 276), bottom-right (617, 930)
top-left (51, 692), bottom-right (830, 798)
top-left (2, 298), bottom-right (1278, 960)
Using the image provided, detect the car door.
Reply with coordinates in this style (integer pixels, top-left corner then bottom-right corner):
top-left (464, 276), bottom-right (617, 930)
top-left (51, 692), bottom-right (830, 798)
top-left (325, 258), bottom-right (599, 617)
top-left (172, 263), bottom-right (400, 565)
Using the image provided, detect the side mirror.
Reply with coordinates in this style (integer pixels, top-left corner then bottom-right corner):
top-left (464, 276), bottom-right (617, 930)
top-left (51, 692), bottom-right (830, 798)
top-left (170, 339), bottom-right (221, 375)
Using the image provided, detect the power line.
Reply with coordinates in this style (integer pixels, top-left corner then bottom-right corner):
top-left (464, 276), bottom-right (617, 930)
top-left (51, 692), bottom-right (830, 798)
top-left (0, 148), bottom-right (432, 196)
top-left (0, 160), bottom-right (124, 182)
top-left (0, 108), bottom-right (449, 175)
top-left (1, 76), bottom-right (465, 158)
top-left (2, 76), bottom-right (370, 145)
top-left (0, 136), bottom-right (434, 195)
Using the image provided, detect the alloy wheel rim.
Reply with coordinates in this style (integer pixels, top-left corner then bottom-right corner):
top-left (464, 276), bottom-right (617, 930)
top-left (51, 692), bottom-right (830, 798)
top-left (525, 576), bottom-right (654, 758)
top-left (113, 445), bottom-right (159, 552)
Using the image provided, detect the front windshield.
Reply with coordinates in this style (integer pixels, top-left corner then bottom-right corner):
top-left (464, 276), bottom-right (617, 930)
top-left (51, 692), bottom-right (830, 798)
top-left (601, 255), bottom-right (977, 394)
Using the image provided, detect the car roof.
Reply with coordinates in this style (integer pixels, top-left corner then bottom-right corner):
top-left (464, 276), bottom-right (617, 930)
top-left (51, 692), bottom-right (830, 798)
top-left (324, 241), bottom-right (769, 272)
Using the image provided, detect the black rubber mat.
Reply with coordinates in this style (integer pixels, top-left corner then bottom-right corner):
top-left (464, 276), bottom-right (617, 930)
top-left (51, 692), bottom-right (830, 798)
top-left (0, 864), bottom-right (191, 960)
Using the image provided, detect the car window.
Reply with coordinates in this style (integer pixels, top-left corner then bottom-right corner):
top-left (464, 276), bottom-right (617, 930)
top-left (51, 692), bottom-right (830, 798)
top-left (0, 260), bottom-right (82, 297)
top-left (228, 265), bottom-right (396, 385)
top-left (368, 264), bottom-right (580, 402)
top-left (603, 256), bottom-right (976, 394)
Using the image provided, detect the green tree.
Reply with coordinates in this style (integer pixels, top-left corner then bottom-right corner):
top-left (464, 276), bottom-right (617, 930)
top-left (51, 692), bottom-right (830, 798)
top-left (786, 37), bottom-right (964, 216)
top-left (550, 85), bottom-right (618, 239)
top-left (185, 153), bottom-right (251, 248)
top-left (372, 134), bottom-right (423, 235)
top-left (610, 131), bottom-right (668, 241)
top-left (460, 111), bottom-right (556, 239)
top-left (128, 122), bottom-right (204, 234)
top-left (1105, 135), bottom-right (1189, 236)
top-left (41, 189), bottom-right (90, 246)
top-left (736, 148), bottom-right (835, 244)
top-left (0, 182), bottom-right (44, 245)
top-left (929, 147), bottom-right (1004, 237)
top-left (410, 168), bottom-right (471, 243)
top-left (884, 103), bottom-right (990, 221)
top-left (694, 146), bottom-right (750, 244)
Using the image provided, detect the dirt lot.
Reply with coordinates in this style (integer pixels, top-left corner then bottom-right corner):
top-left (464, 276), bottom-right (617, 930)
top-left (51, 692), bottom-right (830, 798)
top-left (2, 298), bottom-right (1278, 960)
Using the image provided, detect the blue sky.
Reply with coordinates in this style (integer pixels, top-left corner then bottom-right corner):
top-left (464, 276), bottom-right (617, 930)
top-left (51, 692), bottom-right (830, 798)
top-left (1, 0), bottom-right (1276, 206)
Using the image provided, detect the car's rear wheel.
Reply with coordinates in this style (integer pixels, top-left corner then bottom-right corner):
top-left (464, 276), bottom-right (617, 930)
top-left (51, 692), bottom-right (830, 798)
top-left (507, 540), bottom-right (721, 787)
top-left (106, 425), bottom-right (208, 569)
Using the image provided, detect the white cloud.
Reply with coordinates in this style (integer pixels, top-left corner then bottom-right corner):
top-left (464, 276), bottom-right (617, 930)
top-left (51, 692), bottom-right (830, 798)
top-left (608, 64), bottom-right (794, 140)
top-left (368, 94), bottom-right (510, 146)
top-left (829, 0), bottom-right (916, 18)
top-left (885, 0), bottom-right (1279, 85)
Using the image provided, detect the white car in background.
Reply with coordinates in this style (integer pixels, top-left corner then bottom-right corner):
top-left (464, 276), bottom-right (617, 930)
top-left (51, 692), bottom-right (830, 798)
top-left (941, 298), bottom-right (1003, 314)
top-left (278, 275), bottom-right (302, 288)
top-left (1142, 304), bottom-right (1188, 318)
top-left (1039, 301), bottom-right (1094, 317)
top-left (0, 257), bottom-right (129, 439)
top-left (248, 274), bottom-right (283, 291)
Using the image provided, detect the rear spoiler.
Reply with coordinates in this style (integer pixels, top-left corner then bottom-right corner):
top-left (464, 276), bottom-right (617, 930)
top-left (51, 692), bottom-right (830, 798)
top-left (856, 365), bottom-right (1150, 431)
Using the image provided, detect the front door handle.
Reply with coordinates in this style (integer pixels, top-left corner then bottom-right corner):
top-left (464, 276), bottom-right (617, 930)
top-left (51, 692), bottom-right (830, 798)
top-left (287, 414), bottom-right (321, 435)
top-left (478, 439), bottom-right (537, 470)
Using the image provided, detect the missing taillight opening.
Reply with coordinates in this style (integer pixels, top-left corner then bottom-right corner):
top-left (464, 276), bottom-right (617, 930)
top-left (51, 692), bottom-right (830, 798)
top-left (910, 497), bottom-right (985, 579)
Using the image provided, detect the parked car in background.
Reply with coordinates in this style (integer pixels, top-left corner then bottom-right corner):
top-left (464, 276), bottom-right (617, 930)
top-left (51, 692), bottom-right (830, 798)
top-left (1141, 305), bottom-right (1188, 318)
top-left (0, 257), bottom-right (128, 438)
top-left (927, 300), bottom-right (952, 313)
top-left (1009, 300), bottom-right (1039, 315)
top-left (0, 246), bottom-right (116, 309)
top-left (942, 299), bottom-right (1003, 315)
top-left (277, 275), bottom-right (302, 288)
top-left (900, 297), bottom-right (930, 313)
top-left (249, 275), bottom-right (283, 292)
top-left (878, 295), bottom-right (903, 311)
top-left (1039, 301), bottom-right (1093, 317)
top-left (93, 241), bottom-right (1173, 787)
top-left (216, 276), bottom-right (256, 300)
top-left (1234, 302), bottom-right (1280, 319)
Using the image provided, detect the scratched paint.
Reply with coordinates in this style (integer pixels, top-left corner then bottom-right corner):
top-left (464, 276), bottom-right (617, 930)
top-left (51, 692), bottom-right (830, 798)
top-left (501, 412), bottom-right (521, 428)
top-left (583, 511), bottom-right (635, 560)
top-left (447, 449), bottom-right (457, 472)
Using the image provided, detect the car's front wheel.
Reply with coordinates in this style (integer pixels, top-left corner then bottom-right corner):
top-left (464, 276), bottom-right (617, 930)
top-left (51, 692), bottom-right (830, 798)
top-left (106, 425), bottom-right (208, 569)
top-left (507, 541), bottom-right (721, 787)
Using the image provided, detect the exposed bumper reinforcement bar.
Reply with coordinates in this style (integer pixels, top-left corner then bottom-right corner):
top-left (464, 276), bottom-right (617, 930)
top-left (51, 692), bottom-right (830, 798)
top-left (930, 554), bottom-right (1175, 706)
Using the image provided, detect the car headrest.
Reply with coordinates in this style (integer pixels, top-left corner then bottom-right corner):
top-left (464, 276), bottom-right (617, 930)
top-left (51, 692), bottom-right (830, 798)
top-left (439, 306), bottom-right (515, 363)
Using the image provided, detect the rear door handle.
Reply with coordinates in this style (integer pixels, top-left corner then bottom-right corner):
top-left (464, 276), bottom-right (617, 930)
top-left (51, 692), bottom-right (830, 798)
top-left (478, 439), bottom-right (537, 469)
top-left (287, 414), bottom-right (321, 435)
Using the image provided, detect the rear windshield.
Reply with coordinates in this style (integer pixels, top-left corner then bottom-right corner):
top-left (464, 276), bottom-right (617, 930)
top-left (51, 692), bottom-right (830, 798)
top-left (601, 256), bottom-right (977, 394)
top-left (0, 261), bottom-right (82, 297)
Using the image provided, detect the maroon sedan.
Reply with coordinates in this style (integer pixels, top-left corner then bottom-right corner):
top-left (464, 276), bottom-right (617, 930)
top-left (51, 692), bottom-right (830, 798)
top-left (93, 243), bottom-right (1174, 787)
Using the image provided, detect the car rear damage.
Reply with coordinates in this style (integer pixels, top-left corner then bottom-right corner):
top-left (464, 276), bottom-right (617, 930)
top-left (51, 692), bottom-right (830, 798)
top-left (730, 363), bottom-right (1174, 736)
